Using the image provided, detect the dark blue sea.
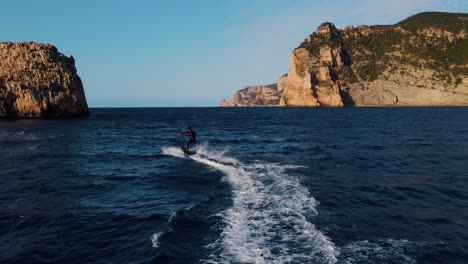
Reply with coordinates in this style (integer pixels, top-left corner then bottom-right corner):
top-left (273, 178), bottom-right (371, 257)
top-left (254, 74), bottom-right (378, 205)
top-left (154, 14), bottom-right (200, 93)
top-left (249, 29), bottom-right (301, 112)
top-left (1, 107), bottom-right (467, 264)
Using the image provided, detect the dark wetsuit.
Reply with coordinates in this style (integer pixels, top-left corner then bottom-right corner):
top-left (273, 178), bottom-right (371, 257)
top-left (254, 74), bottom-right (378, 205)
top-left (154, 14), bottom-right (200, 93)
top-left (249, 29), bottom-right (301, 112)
top-left (185, 129), bottom-right (196, 151)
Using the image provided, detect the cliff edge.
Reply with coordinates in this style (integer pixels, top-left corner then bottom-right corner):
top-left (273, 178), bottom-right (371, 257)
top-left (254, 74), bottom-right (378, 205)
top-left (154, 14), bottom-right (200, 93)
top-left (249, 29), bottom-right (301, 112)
top-left (0, 41), bottom-right (89, 118)
top-left (280, 23), bottom-right (345, 107)
top-left (284, 12), bottom-right (468, 106)
top-left (222, 12), bottom-right (468, 107)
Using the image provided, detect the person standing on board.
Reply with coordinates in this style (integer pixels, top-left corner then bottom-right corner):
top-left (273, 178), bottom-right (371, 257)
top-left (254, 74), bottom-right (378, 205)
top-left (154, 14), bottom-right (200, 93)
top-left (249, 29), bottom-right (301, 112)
top-left (177, 127), bottom-right (196, 152)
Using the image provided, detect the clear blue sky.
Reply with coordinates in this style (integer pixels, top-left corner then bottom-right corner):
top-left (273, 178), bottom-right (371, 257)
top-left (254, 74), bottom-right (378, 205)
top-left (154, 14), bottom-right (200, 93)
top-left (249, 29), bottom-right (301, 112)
top-left (1, 0), bottom-right (467, 107)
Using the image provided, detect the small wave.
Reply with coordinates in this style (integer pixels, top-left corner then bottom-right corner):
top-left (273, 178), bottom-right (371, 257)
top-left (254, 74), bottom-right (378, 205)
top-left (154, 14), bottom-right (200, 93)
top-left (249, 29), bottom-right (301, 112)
top-left (150, 204), bottom-right (196, 249)
top-left (104, 175), bottom-right (139, 182)
top-left (161, 145), bottom-right (337, 263)
top-left (338, 239), bottom-right (420, 264)
top-left (151, 231), bottom-right (165, 248)
top-left (0, 130), bottom-right (64, 141)
top-left (28, 145), bottom-right (38, 150)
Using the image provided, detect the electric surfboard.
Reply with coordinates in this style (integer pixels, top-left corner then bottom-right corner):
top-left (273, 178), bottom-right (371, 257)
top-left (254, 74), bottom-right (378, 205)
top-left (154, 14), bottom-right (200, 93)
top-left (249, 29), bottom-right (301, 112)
top-left (181, 147), bottom-right (195, 156)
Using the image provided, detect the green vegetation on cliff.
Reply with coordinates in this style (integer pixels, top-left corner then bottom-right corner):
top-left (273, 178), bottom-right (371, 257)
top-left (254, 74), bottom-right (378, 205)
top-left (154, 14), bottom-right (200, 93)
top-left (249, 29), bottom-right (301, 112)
top-left (298, 12), bottom-right (468, 85)
top-left (397, 12), bottom-right (468, 32)
top-left (223, 12), bottom-right (468, 108)
top-left (298, 22), bottom-right (344, 56)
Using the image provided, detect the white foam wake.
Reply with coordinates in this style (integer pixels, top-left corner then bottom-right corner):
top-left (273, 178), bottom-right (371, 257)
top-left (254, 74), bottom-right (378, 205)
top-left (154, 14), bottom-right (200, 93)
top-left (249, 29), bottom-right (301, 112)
top-left (161, 146), bottom-right (186, 158)
top-left (151, 231), bottom-right (164, 248)
top-left (162, 145), bottom-right (337, 263)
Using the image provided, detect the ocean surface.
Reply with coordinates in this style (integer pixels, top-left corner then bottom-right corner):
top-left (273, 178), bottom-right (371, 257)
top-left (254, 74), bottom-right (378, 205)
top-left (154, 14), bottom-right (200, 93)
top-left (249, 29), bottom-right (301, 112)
top-left (1, 107), bottom-right (467, 264)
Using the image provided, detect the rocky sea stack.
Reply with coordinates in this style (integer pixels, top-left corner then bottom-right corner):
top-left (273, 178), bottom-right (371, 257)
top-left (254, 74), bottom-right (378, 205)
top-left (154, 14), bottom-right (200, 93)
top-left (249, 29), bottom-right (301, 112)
top-left (0, 41), bottom-right (89, 118)
top-left (221, 12), bottom-right (468, 107)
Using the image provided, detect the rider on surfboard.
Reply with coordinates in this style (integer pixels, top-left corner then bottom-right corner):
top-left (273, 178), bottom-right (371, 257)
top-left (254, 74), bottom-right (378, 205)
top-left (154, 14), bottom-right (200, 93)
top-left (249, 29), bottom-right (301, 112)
top-left (177, 127), bottom-right (196, 152)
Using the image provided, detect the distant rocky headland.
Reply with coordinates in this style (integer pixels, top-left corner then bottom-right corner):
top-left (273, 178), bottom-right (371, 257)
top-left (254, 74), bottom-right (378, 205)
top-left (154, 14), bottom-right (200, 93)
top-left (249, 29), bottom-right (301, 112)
top-left (220, 81), bottom-right (285, 107)
top-left (0, 41), bottom-right (89, 118)
top-left (221, 12), bottom-right (468, 107)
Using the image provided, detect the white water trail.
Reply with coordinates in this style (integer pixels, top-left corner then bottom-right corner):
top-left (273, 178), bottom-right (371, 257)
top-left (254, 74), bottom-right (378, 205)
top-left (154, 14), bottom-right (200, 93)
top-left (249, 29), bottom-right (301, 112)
top-left (162, 145), bottom-right (337, 263)
top-left (161, 146), bottom-right (186, 158)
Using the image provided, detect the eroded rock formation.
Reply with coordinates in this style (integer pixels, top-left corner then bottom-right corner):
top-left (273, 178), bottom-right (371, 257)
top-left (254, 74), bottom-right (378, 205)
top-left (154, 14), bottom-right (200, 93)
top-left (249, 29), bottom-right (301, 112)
top-left (0, 41), bottom-right (89, 118)
top-left (280, 23), bottom-right (345, 107)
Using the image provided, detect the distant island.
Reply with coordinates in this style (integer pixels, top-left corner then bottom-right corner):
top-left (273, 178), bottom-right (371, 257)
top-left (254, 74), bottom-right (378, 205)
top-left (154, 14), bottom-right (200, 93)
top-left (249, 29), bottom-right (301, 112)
top-left (221, 12), bottom-right (468, 107)
top-left (0, 42), bottom-right (89, 119)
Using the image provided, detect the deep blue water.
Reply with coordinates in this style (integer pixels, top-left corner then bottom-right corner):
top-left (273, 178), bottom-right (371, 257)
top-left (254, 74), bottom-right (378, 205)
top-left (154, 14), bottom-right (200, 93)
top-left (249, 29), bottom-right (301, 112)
top-left (1, 107), bottom-right (467, 264)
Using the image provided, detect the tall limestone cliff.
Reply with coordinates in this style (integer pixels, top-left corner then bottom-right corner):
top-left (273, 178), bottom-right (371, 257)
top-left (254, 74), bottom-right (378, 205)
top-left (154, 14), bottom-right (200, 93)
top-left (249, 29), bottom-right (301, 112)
top-left (280, 23), bottom-right (345, 107)
top-left (281, 12), bottom-right (468, 106)
top-left (222, 12), bottom-right (468, 107)
top-left (0, 41), bottom-right (89, 118)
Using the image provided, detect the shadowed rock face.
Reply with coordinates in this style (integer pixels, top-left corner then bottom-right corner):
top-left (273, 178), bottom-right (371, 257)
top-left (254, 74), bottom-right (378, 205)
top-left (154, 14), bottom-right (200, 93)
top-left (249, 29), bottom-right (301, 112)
top-left (0, 42), bottom-right (89, 118)
top-left (280, 23), bottom-right (345, 107)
